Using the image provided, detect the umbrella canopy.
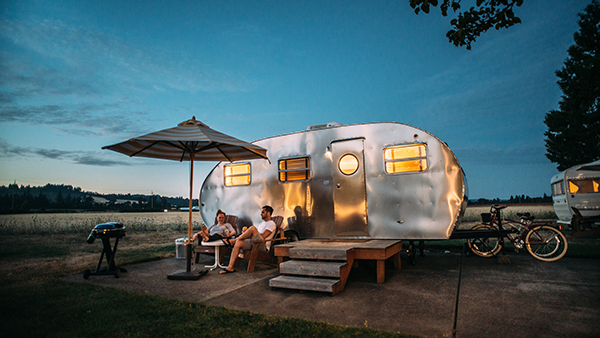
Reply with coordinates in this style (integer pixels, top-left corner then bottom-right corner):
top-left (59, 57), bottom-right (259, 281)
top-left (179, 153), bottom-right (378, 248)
top-left (103, 116), bottom-right (267, 162)
top-left (103, 116), bottom-right (269, 279)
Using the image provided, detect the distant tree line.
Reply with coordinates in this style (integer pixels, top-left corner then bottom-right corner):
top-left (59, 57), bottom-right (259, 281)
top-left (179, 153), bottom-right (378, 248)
top-left (0, 183), bottom-right (195, 214)
top-left (468, 194), bottom-right (552, 205)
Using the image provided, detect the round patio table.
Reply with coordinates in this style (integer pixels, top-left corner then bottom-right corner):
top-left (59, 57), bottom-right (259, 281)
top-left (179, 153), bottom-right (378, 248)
top-left (200, 240), bottom-right (228, 269)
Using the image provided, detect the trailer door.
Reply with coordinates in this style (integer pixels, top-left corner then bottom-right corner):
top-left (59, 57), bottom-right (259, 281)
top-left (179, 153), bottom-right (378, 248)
top-left (331, 138), bottom-right (368, 236)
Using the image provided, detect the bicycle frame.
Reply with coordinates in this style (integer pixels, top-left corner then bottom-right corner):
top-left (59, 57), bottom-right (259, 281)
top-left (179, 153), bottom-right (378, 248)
top-left (487, 205), bottom-right (555, 251)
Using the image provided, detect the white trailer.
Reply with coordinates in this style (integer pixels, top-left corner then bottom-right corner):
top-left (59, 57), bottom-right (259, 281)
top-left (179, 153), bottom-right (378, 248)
top-left (550, 160), bottom-right (600, 227)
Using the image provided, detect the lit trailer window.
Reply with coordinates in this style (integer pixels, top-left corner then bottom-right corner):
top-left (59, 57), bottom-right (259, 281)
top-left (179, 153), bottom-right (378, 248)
top-left (279, 157), bottom-right (311, 182)
top-left (224, 163), bottom-right (251, 186)
top-left (384, 143), bottom-right (428, 174)
top-left (568, 178), bottom-right (600, 194)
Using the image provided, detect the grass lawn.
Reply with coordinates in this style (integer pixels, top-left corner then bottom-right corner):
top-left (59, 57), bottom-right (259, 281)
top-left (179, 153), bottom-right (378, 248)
top-left (0, 279), bottom-right (415, 338)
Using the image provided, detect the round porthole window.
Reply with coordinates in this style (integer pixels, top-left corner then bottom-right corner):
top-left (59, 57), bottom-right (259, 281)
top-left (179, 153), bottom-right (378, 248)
top-left (339, 154), bottom-right (359, 175)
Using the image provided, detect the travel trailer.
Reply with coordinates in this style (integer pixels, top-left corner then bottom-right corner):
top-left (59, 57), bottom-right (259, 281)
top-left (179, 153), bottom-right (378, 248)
top-left (199, 122), bottom-right (468, 241)
top-left (550, 160), bottom-right (600, 226)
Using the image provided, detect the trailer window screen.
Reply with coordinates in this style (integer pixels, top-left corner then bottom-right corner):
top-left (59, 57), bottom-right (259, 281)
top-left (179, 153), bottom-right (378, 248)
top-left (279, 157), bottom-right (310, 182)
top-left (384, 144), bottom-right (428, 174)
top-left (551, 181), bottom-right (565, 196)
top-left (224, 163), bottom-right (251, 186)
top-left (568, 178), bottom-right (600, 194)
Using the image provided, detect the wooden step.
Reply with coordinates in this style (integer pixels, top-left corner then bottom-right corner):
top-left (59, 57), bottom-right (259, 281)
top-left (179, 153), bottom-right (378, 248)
top-left (269, 275), bottom-right (340, 293)
top-left (280, 260), bottom-right (346, 278)
top-left (289, 247), bottom-right (349, 260)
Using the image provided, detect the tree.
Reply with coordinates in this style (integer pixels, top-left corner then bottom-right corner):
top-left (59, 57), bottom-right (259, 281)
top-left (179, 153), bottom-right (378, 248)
top-left (409, 0), bottom-right (524, 50)
top-left (544, 0), bottom-right (600, 171)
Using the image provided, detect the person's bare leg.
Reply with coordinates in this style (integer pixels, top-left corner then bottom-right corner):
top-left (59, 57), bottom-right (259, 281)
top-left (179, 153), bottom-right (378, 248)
top-left (221, 226), bottom-right (258, 273)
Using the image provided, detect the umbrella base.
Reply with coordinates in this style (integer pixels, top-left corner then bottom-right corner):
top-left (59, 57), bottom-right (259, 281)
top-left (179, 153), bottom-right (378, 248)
top-left (167, 269), bottom-right (208, 280)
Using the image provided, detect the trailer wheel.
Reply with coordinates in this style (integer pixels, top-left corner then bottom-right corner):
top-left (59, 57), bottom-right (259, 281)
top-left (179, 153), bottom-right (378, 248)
top-left (467, 224), bottom-right (503, 258)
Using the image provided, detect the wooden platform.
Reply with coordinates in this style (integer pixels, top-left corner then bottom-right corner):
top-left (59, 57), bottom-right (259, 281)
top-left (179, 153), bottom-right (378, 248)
top-left (273, 238), bottom-right (402, 284)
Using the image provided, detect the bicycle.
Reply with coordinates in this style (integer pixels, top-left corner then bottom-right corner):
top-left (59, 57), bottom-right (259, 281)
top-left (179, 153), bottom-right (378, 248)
top-left (467, 205), bottom-right (568, 262)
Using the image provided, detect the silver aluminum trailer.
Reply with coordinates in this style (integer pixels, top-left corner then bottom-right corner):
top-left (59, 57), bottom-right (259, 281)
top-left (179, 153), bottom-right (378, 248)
top-left (199, 122), bottom-right (468, 240)
top-left (550, 160), bottom-right (600, 226)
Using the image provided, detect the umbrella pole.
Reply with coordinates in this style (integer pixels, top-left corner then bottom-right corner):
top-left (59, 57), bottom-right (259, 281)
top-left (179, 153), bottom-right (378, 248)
top-left (167, 152), bottom-right (206, 280)
top-left (186, 155), bottom-right (194, 272)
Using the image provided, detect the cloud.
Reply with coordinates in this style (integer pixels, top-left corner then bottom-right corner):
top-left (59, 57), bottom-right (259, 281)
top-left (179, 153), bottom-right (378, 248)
top-left (0, 18), bottom-right (260, 139)
top-left (0, 138), bottom-right (132, 166)
top-left (0, 19), bottom-right (254, 96)
top-left (0, 102), bottom-right (150, 137)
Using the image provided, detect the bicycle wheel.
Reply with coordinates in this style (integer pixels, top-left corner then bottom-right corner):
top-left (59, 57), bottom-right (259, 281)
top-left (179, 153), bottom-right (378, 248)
top-left (527, 226), bottom-right (562, 257)
top-left (467, 224), bottom-right (503, 258)
top-left (525, 225), bottom-right (568, 262)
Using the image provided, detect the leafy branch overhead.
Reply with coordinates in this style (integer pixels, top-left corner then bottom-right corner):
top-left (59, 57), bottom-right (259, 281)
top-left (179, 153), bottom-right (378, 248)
top-left (409, 0), bottom-right (524, 50)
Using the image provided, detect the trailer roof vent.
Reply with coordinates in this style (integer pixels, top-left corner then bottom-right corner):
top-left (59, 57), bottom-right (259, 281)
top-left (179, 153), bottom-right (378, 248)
top-left (306, 122), bottom-right (342, 131)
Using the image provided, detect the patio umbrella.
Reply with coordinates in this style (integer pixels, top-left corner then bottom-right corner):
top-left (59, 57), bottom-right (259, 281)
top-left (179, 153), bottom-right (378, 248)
top-left (103, 116), bottom-right (268, 280)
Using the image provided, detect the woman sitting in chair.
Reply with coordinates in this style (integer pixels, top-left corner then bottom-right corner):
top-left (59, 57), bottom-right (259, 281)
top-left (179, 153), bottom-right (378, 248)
top-left (192, 209), bottom-right (237, 243)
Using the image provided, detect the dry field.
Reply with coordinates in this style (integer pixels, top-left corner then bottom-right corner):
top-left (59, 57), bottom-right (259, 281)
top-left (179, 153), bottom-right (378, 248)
top-left (0, 211), bottom-right (205, 234)
top-left (0, 211), bottom-right (205, 284)
top-left (458, 204), bottom-right (556, 230)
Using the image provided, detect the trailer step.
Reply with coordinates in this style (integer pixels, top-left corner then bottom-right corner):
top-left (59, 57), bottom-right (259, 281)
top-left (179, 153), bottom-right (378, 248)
top-left (289, 247), bottom-right (350, 260)
top-left (279, 260), bottom-right (347, 278)
top-left (269, 275), bottom-right (341, 293)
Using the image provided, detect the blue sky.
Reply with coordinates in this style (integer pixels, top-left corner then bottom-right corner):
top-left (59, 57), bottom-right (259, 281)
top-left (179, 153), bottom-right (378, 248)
top-left (0, 0), bottom-right (591, 199)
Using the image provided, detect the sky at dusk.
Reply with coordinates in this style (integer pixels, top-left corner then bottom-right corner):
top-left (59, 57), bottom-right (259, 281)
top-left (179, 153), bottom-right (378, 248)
top-left (0, 0), bottom-right (592, 199)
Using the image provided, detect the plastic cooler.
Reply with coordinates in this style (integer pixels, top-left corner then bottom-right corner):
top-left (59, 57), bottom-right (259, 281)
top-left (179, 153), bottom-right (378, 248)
top-left (176, 238), bottom-right (189, 259)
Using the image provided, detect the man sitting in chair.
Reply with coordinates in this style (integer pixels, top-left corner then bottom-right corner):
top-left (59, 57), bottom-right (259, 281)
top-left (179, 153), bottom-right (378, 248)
top-left (219, 205), bottom-right (276, 274)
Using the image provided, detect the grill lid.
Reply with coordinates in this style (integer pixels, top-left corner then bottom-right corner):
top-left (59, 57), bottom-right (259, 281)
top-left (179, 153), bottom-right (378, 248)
top-left (90, 222), bottom-right (126, 239)
top-left (94, 222), bottom-right (124, 230)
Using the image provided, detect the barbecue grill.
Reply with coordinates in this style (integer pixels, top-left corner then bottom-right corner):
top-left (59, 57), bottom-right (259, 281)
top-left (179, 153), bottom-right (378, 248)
top-left (83, 222), bottom-right (127, 279)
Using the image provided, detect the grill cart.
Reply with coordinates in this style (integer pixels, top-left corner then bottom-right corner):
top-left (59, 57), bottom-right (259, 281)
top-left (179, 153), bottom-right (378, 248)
top-left (83, 222), bottom-right (127, 279)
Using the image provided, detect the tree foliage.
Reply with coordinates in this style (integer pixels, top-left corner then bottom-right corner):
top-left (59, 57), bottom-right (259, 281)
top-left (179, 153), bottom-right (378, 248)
top-left (409, 0), bottom-right (524, 50)
top-left (544, 0), bottom-right (600, 171)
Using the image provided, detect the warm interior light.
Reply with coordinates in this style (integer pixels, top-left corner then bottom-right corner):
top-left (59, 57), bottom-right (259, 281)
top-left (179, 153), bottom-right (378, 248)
top-left (569, 181), bottom-right (579, 193)
top-left (225, 175), bottom-right (250, 186)
top-left (225, 163), bottom-right (250, 176)
top-left (386, 159), bottom-right (427, 173)
top-left (568, 179), bottom-right (600, 194)
top-left (279, 157), bottom-right (310, 182)
top-left (384, 143), bottom-right (428, 174)
top-left (384, 144), bottom-right (426, 161)
top-left (224, 163), bottom-right (251, 186)
top-left (339, 154), bottom-right (359, 175)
